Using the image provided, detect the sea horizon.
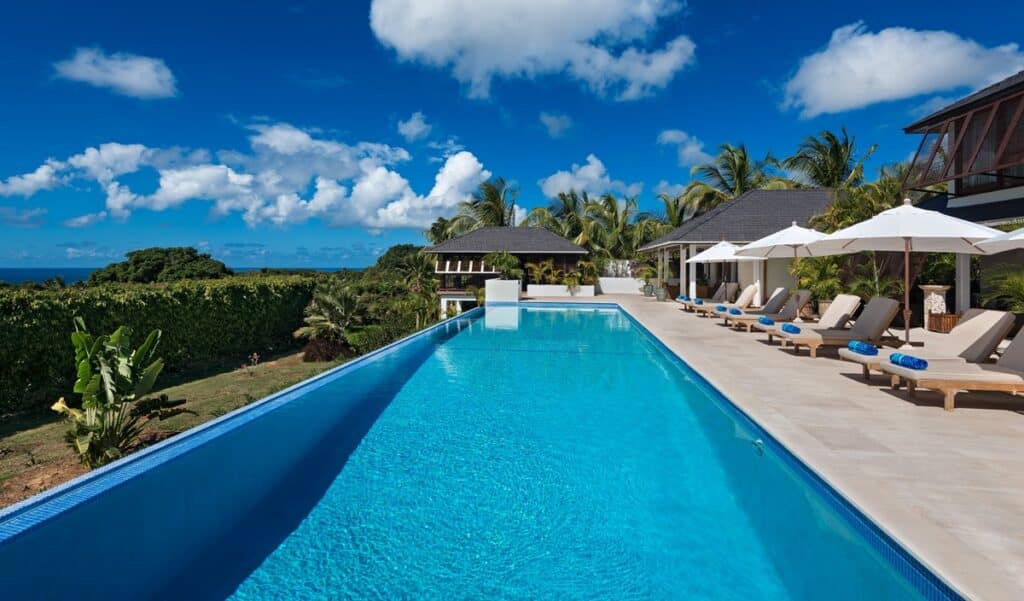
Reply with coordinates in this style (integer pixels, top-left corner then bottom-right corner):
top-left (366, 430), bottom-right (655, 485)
top-left (0, 266), bottom-right (363, 284)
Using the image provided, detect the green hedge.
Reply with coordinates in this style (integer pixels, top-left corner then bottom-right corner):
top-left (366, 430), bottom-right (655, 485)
top-left (0, 276), bottom-right (315, 414)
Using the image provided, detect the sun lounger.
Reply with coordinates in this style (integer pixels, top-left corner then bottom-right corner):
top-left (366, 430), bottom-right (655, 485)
top-left (678, 283), bottom-right (727, 311)
top-left (719, 287), bottom-right (787, 323)
top-left (880, 327), bottom-right (1024, 411)
top-left (759, 293), bottom-right (860, 338)
top-left (776, 296), bottom-right (899, 358)
top-left (838, 308), bottom-right (1014, 379)
top-left (727, 289), bottom-right (807, 332)
top-left (695, 284), bottom-right (757, 317)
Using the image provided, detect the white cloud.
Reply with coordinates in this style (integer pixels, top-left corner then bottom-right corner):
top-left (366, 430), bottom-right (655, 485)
top-left (538, 154), bottom-right (642, 198)
top-left (653, 180), bottom-right (686, 197)
top-left (54, 48), bottom-right (177, 99)
top-left (6, 121), bottom-right (491, 230)
top-left (0, 160), bottom-right (63, 197)
top-left (427, 137), bottom-right (465, 162)
top-left (656, 129), bottom-right (712, 166)
top-left (0, 206), bottom-right (47, 228)
top-left (397, 111), bottom-right (432, 142)
top-left (63, 211), bottom-right (107, 228)
top-left (784, 22), bottom-right (1024, 118)
top-left (539, 112), bottom-right (572, 138)
top-left (370, 0), bottom-right (695, 100)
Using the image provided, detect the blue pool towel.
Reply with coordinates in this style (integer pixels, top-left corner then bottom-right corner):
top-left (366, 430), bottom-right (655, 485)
top-left (728, 308), bottom-right (743, 315)
top-left (694, 299), bottom-right (703, 305)
top-left (781, 323), bottom-right (801, 335)
top-left (758, 316), bottom-right (775, 326)
top-left (676, 295), bottom-right (689, 301)
top-left (889, 353), bottom-right (928, 370)
top-left (715, 304), bottom-right (727, 312)
top-left (847, 340), bottom-right (878, 356)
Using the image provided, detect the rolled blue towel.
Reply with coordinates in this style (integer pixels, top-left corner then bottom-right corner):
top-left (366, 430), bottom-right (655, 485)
top-left (889, 353), bottom-right (928, 370)
top-left (758, 316), bottom-right (775, 326)
top-left (675, 295), bottom-right (685, 301)
top-left (847, 340), bottom-right (878, 356)
top-left (781, 323), bottom-right (801, 335)
top-left (728, 308), bottom-right (742, 315)
top-left (715, 304), bottom-right (727, 312)
top-left (694, 299), bottom-right (703, 305)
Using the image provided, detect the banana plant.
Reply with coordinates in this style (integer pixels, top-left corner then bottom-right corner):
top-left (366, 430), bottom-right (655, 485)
top-left (52, 317), bottom-right (189, 468)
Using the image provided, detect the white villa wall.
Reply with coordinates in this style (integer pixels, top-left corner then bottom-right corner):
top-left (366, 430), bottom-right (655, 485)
top-left (526, 284), bottom-right (595, 297)
top-left (485, 279), bottom-right (521, 303)
top-left (597, 277), bottom-right (645, 295)
top-left (765, 258), bottom-right (797, 294)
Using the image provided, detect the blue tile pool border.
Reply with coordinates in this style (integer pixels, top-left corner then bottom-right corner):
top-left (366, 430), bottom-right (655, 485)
top-left (0, 306), bottom-right (485, 546)
top-left (613, 303), bottom-right (965, 601)
top-left (0, 301), bottom-right (966, 600)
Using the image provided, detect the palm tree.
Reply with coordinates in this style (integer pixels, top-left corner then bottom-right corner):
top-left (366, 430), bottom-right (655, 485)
top-left (783, 127), bottom-right (877, 189)
top-left (293, 278), bottom-right (362, 344)
top-left (450, 177), bottom-right (519, 235)
top-left (682, 144), bottom-right (788, 215)
top-left (656, 192), bottom-right (689, 228)
top-left (424, 216), bottom-right (455, 244)
top-left (524, 190), bottom-right (590, 246)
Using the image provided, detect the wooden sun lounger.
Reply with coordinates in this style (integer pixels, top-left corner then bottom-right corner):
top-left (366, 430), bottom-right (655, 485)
top-left (695, 284), bottom-right (757, 317)
top-left (760, 294), bottom-right (860, 340)
top-left (726, 290), bottom-right (807, 332)
top-left (777, 297), bottom-right (898, 358)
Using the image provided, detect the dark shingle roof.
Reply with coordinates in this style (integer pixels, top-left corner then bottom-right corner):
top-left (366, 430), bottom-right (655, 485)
top-left (917, 191), bottom-right (1024, 225)
top-left (639, 188), bottom-right (834, 251)
top-left (425, 226), bottom-right (587, 254)
top-left (905, 70), bottom-right (1024, 132)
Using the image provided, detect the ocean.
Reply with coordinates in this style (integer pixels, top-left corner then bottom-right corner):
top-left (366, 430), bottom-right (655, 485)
top-left (0, 267), bottom-right (355, 285)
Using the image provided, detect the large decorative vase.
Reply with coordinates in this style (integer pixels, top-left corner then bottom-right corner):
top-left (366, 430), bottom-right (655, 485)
top-left (643, 283), bottom-right (654, 297)
top-left (920, 284), bottom-right (952, 332)
top-left (655, 287), bottom-right (668, 301)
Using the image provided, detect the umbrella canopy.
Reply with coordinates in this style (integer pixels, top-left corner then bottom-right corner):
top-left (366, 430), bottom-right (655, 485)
top-left (686, 241), bottom-right (764, 263)
top-left (977, 225), bottom-right (1024, 254)
top-left (735, 221), bottom-right (828, 259)
top-left (805, 199), bottom-right (1001, 345)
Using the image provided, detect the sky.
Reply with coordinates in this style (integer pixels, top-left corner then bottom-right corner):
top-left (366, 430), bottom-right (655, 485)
top-left (1, 0), bottom-right (1022, 267)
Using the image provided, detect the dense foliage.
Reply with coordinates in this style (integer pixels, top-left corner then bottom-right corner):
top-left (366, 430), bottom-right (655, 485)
top-left (0, 275), bottom-right (314, 414)
top-left (88, 247), bottom-right (232, 284)
top-left (52, 319), bottom-right (190, 467)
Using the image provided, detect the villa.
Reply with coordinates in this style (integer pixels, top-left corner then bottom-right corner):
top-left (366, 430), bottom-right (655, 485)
top-left (637, 189), bottom-right (834, 303)
top-left (903, 69), bottom-right (1024, 311)
top-left (425, 226), bottom-right (588, 314)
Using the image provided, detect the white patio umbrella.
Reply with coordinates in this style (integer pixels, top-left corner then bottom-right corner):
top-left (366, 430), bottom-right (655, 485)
top-left (805, 198), bottom-right (1001, 345)
top-left (685, 241), bottom-right (764, 263)
top-left (977, 225), bottom-right (1024, 254)
top-left (735, 221), bottom-right (828, 259)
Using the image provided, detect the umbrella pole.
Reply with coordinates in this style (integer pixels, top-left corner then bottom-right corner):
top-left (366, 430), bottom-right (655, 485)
top-left (904, 239), bottom-right (911, 347)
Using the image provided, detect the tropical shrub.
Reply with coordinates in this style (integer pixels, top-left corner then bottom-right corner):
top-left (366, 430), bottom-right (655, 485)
top-left (791, 256), bottom-right (843, 301)
top-left (293, 278), bottom-right (362, 358)
top-left (847, 253), bottom-right (904, 300)
top-left (484, 252), bottom-right (523, 280)
top-left (982, 266), bottom-right (1024, 312)
top-left (52, 318), bottom-right (189, 468)
top-left (0, 275), bottom-right (314, 414)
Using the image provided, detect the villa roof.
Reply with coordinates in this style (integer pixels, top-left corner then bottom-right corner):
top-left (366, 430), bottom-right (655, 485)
top-left (905, 70), bottom-right (1024, 132)
top-left (638, 188), bottom-right (834, 251)
top-left (916, 192), bottom-right (1024, 226)
top-left (425, 226), bottom-right (588, 254)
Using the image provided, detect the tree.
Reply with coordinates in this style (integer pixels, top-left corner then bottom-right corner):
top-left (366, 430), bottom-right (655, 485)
top-left (51, 318), bottom-right (189, 468)
top-left (374, 244), bottom-right (423, 270)
top-left (682, 144), bottom-right (789, 215)
top-left (424, 216), bottom-right (455, 244)
top-left (783, 127), bottom-right (876, 189)
top-left (524, 190), bottom-right (591, 246)
top-left (450, 178), bottom-right (520, 235)
top-left (88, 247), bottom-right (232, 284)
top-left (293, 277), bottom-right (363, 360)
top-left (483, 252), bottom-right (523, 280)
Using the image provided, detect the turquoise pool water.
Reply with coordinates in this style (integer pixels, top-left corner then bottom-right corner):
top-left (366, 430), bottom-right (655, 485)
top-left (0, 304), bottom-right (955, 599)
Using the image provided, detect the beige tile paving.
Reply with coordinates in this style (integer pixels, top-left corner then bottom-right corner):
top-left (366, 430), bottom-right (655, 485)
top-left (534, 295), bottom-right (1024, 600)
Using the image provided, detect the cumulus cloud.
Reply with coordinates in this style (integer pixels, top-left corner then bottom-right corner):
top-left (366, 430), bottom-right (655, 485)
top-left (656, 129), bottom-right (712, 166)
top-left (0, 160), bottom-right (63, 197)
top-left (784, 22), bottom-right (1024, 117)
top-left (3, 122), bottom-right (490, 230)
top-left (653, 180), bottom-right (686, 197)
top-left (397, 111), bottom-right (432, 142)
top-left (370, 0), bottom-right (695, 100)
top-left (54, 48), bottom-right (177, 99)
top-left (539, 112), bottom-right (572, 138)
top-left (538, 154), bottom-right (641, 198)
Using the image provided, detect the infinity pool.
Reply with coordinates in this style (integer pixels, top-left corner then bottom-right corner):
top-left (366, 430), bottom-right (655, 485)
top-left (0, 304), bottom-right (957, 599)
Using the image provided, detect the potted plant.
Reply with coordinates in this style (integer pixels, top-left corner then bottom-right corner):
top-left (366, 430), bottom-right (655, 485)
top-left (792, 256), bottom-right (842, 317)
top-left (637, 265), bottom-right (657, 297)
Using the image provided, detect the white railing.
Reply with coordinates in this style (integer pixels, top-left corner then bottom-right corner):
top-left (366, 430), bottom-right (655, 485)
top-left (434, 259), bottom-right (499, 274)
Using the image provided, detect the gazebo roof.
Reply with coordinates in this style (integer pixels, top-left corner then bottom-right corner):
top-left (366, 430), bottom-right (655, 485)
top-left (639, 189), bottom-right (834, 251)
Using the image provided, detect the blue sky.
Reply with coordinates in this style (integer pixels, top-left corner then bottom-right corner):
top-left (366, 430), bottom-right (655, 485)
top-left (1, 0), bottom-right (1022, 267)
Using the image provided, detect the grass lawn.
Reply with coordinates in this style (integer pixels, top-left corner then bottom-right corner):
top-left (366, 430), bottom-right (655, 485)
top-left (0, 352), bottom-right (342, 508)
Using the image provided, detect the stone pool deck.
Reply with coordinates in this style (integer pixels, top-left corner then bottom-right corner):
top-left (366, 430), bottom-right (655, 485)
top-left (538, 295), bottom-right (1024, 600)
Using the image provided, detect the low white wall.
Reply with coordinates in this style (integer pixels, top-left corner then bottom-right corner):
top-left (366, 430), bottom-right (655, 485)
top-left (526, 284), bottom-right (596, 297)
top-left (597, 277), bottom-right (645, 295)
top-left (485, 278), bottom-right (521, 303)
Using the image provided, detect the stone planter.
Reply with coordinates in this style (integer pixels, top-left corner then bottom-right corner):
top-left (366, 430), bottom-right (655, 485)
top-left (526, 284), bottom-right (595, 298)
top-left (485, 279), bottom-right (521, 304)
top-left (919, 284), bottom-right (951, 331)
top-left (655, 287), bottom-right (668, 301)
top-left (642, 283), bottom-right (654, 297)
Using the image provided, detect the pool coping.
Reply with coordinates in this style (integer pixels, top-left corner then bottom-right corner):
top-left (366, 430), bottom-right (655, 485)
top-left (0, 307), bottom-right (485, 545)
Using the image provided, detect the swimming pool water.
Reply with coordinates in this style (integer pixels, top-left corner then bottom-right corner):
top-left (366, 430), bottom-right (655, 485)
top-left (0, 305), bottom-right (955, 599)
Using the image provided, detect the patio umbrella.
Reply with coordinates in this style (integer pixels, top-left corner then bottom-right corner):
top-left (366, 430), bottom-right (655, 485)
top-left (977, 225), bottom-right (1024, 254)
top-left (685, 241), bottom-right (764, 263)
top-left (735, 221), bottom-right (828, 259)
top-left (806, 199), bottom-right (1001, 345)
